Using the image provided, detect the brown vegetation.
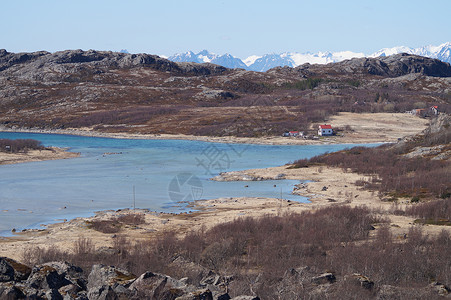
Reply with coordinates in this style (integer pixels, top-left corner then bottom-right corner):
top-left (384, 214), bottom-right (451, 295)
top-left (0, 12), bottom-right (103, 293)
top-left (0, 138), bottom-right (45, 153)
top-left (292, 118), bottom-right (451, 200)
top-left (20, 205), bottom-right (451, 298)
top-left (404, 198), bottom-right (451, 225)
top-left (87, 213), bottom-right (145, 234)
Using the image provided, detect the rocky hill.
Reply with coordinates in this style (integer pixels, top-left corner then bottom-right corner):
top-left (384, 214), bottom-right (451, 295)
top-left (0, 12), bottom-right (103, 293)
top-left (0, 49), bottom-right (450, 137)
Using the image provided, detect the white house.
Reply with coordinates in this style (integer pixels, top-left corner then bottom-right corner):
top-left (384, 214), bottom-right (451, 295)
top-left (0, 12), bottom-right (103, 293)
top-left (318, 124), bottom-right (333, 136)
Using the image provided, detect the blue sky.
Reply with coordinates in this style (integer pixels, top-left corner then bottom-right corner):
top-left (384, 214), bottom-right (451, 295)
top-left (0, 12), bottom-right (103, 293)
top-left (1, 0), bottom-right (450, 58)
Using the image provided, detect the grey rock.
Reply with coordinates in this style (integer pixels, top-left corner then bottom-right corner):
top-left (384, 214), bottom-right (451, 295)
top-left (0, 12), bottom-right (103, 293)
top-left (87, 264), bottom-right (136, 299)
top-left (230, 296), bottom-right (260, 300)
top-left (87, 264), bottom-right (136, 290)
top-left (58, 283), bottom-right (83, 299)
top-left (215, 293), bottom-right (231, 300)
top-left (349, 273), bottom-right (374, 290)
top-left (0, 257), bottom-right (31, 282)
top-left (87, 285), bottom-right (118, 300)
top-left (128, 271), bottom-right (187, 299)
top-left (175, 288), bottom-right (213, 300)
top-left (0, 282), bottom-right (26, 299)
top-left (26, 264), bottom-right (68, 290)
top-left (45, 288), bottom-right (64, 300)
top-left (429, 281), bottom-right (450, 296)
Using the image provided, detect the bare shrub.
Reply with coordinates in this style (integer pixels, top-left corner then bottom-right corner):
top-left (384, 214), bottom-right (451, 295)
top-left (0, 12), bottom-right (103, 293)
top-left (292, 136), bottom-right (450, 198)
top-left (18, 204), bottom-right (451, 298)
top-left (87, 214), bottom-right (145, 233)
top-left (74, 236), bottom-right (95, 256)
top-left (405, 198), bottom-right (451, 223)
top-left (0, 139), bottom-right (45, 153)
top-left (21, 246), bottom-right (67, 266)
top-left (87, 219), bottom-right (121, 233)
top-left (117, 213), bottom-right (145, 225)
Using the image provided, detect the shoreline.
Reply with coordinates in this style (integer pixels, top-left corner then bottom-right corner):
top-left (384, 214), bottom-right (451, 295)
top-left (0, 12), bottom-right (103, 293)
top-left (0, 113), bottom-right (429, 145)
top-left (0, 126), bottom-right (355, 146)
top-left (2, 164), bottom-right (449, 262)
top-left (0, 147), bottom-right (80, 165)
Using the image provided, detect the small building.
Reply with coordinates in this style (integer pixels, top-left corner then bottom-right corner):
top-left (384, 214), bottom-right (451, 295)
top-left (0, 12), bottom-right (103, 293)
top-left (415, 108), bottom-right (426, 116)
top-left (318, 124), bottom-right (333, 136)
top-left (429, 105), bottom-right (439, 116)
top-left (283, 131), bottom-right (304, 137)
top-left (411, 106), bottom-right (439, 117)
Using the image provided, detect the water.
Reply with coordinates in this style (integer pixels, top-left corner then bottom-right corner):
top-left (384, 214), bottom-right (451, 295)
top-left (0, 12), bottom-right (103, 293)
top-left (0, 132), bottom-right (376, 235)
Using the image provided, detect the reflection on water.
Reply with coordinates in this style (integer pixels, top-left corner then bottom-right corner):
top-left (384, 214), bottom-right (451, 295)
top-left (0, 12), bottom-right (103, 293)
top-left (0, 132), bottom-right (377, 235)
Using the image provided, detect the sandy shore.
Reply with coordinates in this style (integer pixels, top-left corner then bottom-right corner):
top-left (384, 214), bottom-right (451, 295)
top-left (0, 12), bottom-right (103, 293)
top-left (0, 147), bottom-right (80, 165)
top-left (0, 113), bottom-right (429, 145)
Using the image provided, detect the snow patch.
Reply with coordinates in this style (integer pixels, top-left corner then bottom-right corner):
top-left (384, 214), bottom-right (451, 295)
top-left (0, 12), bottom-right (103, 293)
top-left (244, 55), bottom-right (261, 66)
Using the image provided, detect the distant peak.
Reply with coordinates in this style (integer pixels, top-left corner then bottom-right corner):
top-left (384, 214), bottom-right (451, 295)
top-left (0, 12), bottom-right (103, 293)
top-left (197, 50), bottom-right (211, 56)
top-left (168, 42), bottom-right (451, 72)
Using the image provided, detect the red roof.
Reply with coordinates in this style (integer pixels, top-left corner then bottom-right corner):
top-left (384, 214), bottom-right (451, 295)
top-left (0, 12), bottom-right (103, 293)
top-left (289, 131), bottom-right (299, 133)
top-left (319, 124), bottom-right (332, 129)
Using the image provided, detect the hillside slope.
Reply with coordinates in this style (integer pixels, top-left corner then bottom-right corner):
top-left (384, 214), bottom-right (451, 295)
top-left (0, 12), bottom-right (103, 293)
top-left (1, 49), bottom-right (450, 137)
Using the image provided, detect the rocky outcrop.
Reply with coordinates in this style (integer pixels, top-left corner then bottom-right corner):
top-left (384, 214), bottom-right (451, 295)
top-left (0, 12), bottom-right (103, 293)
top-left (1, 257), bottom-right (450, 299)
top-left (290, 53), bottom-right (451, 78)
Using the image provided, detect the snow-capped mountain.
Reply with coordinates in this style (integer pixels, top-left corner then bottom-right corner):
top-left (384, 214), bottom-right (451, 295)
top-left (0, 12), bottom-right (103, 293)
top-left (249, 54), bottom-right (296, 72)
top-left (370, 42), bottom-right (451, 63)
top-left (167, 43), bottom-right (451, 72)
top-left (168, 51), bottom-right (206, 64)
top-left (211, 54), bottom-right (248, 69)
top-left (168, 50), bottom-right (247, 69)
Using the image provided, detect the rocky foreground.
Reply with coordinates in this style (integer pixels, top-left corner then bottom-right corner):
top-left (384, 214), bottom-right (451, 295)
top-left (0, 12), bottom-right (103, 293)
top-left (2, 255), bottom-right (449, 300)
top-left (0, 257), bottom-right (260, 300)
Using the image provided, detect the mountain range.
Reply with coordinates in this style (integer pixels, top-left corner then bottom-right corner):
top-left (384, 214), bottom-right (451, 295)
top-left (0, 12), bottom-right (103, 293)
top-left (168, 42), bottom-right (451, 72)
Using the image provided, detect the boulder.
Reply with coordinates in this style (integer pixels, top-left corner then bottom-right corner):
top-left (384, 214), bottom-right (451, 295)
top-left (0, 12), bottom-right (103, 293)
top-left (0, 282), bottom-right (26, 299)
top-left (87, 264), bottom-right (136, 299)
top-left (42, 261), bottom-right (86, 289)
top-left (129, 271), bottom-right (189, 299)
top-left (350, 273), bottom-right (374, 290)
top-left (174, 288), bottom-right (213, 300)
top-left (215, 293), bottom-right (231, 300)
top-left (311, 273), bottom-right (336, 285)
top-left (429, 281), bottom-right (450, 296)
top-left (0, 257), bottom-right (31, 282)
top-left (26, 264), bottom-right (69, 290)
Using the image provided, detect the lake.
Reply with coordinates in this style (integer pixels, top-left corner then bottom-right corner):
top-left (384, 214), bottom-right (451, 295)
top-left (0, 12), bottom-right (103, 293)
top-left (0, 132), bottom-right (375, 235)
